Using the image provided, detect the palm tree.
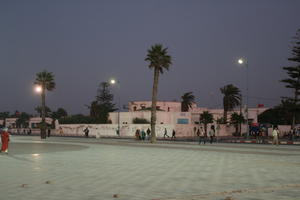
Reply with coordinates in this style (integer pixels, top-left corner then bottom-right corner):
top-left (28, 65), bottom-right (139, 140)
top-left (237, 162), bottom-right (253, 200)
top-left (34, 70), bottom-right (55, 139)
top-left (181, 92), bottom-right (195, 112)
top-left (199, 111), bottom-right (214, 136)
top-left (230, 112), bottom-right (245, 136)
top-left (220, 84), bottom-right (241, 123)
top-left (145, 44), bottom-right (172, 143)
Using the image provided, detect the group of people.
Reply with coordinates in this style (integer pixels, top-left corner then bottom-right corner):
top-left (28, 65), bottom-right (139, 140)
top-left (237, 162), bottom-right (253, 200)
top-left (134, 128), bottom-right (176, 140)
top-left (135, 128), bottom-right (151, 140)
top-left (196, 125), bottom-right (216, 145)
top-left (1, 127), bottom-right (10, 153)
top-left (163, 128), bottom-right (176, 140)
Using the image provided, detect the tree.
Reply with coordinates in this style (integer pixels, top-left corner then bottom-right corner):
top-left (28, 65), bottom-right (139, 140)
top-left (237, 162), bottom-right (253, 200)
top-left (34, 70), bottom-right (55, 139)
top-left (145, 44), bottom-right (172, 143)
top-left (220, 84), bottom-right (241, 123)
top-left (35, 106), bottom-right (52, 117)
top-left (51, 108), bottom-right (68, 119)
top-left (59, 114), bottom-right (99, 124)
top-left (87, 82), bottom-right (116, 123)
top-left (181, 92), bottom-right (195, 112)
top-left (230, 112), bottom-right (245, 136)
top-left (281, 29), bottom-right (300, 128)
top-left (16, 112), bottom-right (32, 128)
top-left (199, 111), bottom-right (213, 136)
top-left (0, 112), bottom-right (10, 120)
top-left (258, 99), bottom-right (300, 125)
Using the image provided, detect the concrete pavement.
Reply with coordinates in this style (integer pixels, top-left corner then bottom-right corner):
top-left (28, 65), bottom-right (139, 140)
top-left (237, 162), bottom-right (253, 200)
top-left (1, 136), bottom-right (300, 200)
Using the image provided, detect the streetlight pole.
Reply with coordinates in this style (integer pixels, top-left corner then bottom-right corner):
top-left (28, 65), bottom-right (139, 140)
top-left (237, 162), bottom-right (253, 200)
top-left (238, 58), bottom-right (249, 139)
top-left (110, 79), bottom-right (120, 136)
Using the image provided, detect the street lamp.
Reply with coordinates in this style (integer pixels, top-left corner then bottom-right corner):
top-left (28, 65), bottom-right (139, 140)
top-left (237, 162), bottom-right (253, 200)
top-left (109, 78), bottom-right (121, 136)
top-left (35, 85), bottom-right (42, 93)
top-left (238, 58), bottom-right (249, 138)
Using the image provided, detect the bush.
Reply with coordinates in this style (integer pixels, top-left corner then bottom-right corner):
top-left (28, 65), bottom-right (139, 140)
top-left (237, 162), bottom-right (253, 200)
top-left (59, 115), bottom-right (101, 124)
top-left (132, 117), bottom-right (150, 124)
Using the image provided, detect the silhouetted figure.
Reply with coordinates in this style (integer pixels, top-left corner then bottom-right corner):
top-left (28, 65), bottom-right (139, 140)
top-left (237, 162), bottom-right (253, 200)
top-left (163, 128), bottom-right (169, 138)
top-left (135, 129), bottom-right (141, 140)
top-left (47, 129), bottom-right (51, 137)
top-left (84, 127), bottom-right (89, 138)
top-left (171, 129), bottom-right (176, 140)
top-left (146, 128), bottom-right (151, 140)
top-left (141, 129), bottom-right (146, 140)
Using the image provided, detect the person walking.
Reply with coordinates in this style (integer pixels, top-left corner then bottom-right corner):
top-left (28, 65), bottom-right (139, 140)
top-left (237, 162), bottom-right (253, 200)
top-left (135, 129), bottom-right (141, 140)
top-left (146, 128), bottom-right (151, 140)
top-left (141, 129), bottom-right (146, 141)
top-left (198, 127), bottom-right (206, 144)
top-left (163, 128), bottom-right (170, 138)
top-left (208, 125), bottom-right (215, 144)
top-left (272, 126), bottom-right (280, 146)
top-left (47, 128), bottom-right (51, 137)
top-left (1, 127), bottom-right (10, 153)
top-left (83, 127), bottom-right (89, 138)
top-left (171, 129), bottom-right (176, 140)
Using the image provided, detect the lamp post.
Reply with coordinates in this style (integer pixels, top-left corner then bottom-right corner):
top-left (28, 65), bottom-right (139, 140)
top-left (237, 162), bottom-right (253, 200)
top-left (238, 58), bottom-right (249, 138)
top-left (34, 85), bottom-right (46, 138)
top-left (110, 79), bottom-right (120, 136)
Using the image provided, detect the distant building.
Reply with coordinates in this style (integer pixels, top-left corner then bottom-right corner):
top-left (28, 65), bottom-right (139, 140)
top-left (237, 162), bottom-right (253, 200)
top-left (4, 117), bottom-right (53, 128)
top-left (110, 101), bottom-right (268, 125)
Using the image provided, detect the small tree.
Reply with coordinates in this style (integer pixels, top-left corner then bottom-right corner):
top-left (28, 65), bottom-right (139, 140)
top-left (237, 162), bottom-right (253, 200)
top-left (220, 84), bottom-right (241, 123)
top-left (230, 112), bottom-right (245, 136)
top-left (200, 111), bottom-right (214, 136)
top-left (16, 112), bottom-right (32, 128)
top-left (35, 106), bottom-right (52, 117)
top-left (87, 82), bottom-right (116, 123)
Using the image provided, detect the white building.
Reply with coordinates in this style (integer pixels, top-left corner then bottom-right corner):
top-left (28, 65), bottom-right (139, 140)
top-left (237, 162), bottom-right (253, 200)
top-left (4, 117), bottom-right (53, 128)
top-left (110, 101), bottom-right (267, 125)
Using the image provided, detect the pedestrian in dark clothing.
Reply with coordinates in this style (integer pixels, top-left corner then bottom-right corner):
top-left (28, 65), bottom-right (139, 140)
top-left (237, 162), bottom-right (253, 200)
top-left (141, 129), bottom-right (146, 140)
top-left (83, 127), bottom-right (89, 138)
top-left (163, 128), bottom-right (169, 138)
top-left (47, 129), bottom-right (51, 137)
top-left (171, 129), bottom-right (176, 140)
top-left (146, 128), bottom-right (151, 140)
top-left (135, 129), bottom-right (141, 140)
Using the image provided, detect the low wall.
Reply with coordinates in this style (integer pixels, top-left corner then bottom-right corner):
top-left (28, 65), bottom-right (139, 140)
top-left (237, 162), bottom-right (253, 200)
top-left (11, 124), bottom-right (291, 138)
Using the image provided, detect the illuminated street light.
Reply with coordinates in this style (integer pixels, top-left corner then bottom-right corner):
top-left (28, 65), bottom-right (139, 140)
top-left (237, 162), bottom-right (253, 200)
top-left (35, 85), bottom-right (42, 93)
top-left (238, 59), bottom-right (244, 64)
top-left (110, 79), bottom-right (116, 85)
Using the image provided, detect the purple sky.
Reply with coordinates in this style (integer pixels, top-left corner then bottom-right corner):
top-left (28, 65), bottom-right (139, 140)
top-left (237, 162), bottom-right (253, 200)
top-left (0, 0), bottom-right (299, 115)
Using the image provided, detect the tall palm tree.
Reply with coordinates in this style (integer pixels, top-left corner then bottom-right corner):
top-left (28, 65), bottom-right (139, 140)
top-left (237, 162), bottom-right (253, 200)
top-left (34, 70), bottom-right (55, 139)
top-left (145, 44), bottom-right (172, 143)
top-left (220, 84), bottom-right (241, 123)
top-left (181, 92), bottom-right (195, 112)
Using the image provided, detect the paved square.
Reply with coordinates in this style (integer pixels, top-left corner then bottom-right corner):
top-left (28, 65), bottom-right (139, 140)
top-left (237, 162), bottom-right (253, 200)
top-left (1, 136), bottom-right (300, 200)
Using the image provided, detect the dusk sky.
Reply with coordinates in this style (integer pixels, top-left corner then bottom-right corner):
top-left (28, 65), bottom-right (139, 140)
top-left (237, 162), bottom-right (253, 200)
top-left (1, 0), bottom-right (299, 115)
